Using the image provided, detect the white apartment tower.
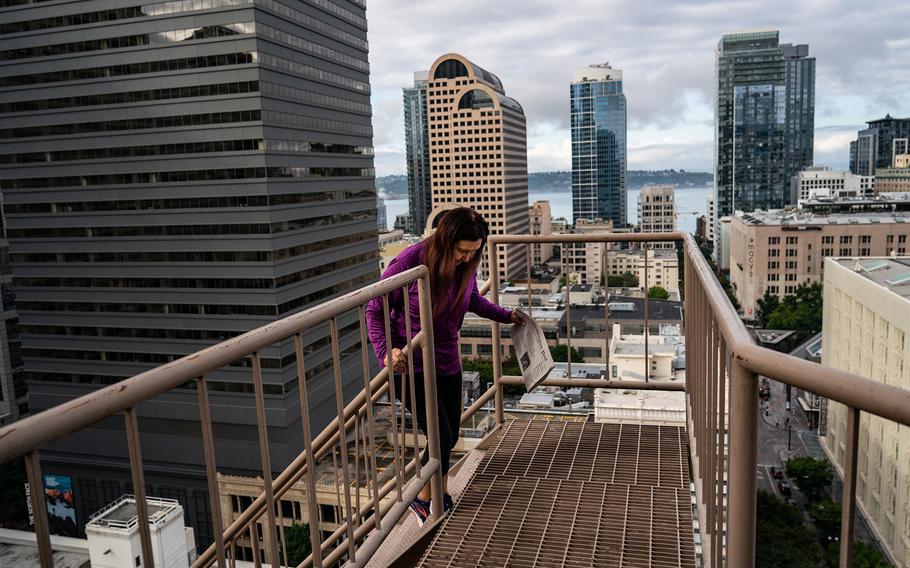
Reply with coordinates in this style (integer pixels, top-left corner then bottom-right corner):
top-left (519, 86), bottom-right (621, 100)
top-left (638, 185), bottom-right (677, 249)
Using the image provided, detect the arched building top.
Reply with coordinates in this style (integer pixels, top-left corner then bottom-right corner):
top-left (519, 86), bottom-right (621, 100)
top-left (429, 53), bottom-right (503, 91)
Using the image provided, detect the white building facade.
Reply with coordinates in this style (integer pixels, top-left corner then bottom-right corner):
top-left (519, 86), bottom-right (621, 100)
top-left (821, 258), bottom-right (910, 568)
top-left (793, 166), bottom-right (875, 203)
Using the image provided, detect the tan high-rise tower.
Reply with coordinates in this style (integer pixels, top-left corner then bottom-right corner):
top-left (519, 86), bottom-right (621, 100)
top-left (427, 53), bottom-right (529, 280)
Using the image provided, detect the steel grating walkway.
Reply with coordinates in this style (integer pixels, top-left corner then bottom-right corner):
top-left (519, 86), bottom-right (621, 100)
top-left (417, 419), bottom-right (697, 567)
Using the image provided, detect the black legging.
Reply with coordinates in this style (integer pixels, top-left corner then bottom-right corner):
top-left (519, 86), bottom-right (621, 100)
top-left (393, 371), bottom-right (462, 476)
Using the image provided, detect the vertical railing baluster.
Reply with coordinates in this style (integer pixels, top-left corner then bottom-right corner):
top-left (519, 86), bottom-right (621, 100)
top-left (353, 414), bottom-right (362, 529)
top-left (124, 407), bottom-right (155, 568)
top-left (565, 243), bottom-right (573, 380)
top-left (276, 498), bottom-right (288, 568)
top-left (489, 241), bottom-right (504, 424)
top-left (329, 318), bottom-right (356, 562)
top-left (250, 522), bottom-right (262, 568)
top-left (229, 537), bottom-right (237, 568)
top-left (24, 452), bottom-right (52, 568)
top-left (294, 333), bottom-right (323, 568)
top-left (382, 295), bottom-right (405, 497)
top-left (402, 287), bottom-right (421, 478)
top-left (604, 245), bottom-right (610, 379)
top-left (357, 305), bottom-right (382, 532)
top-left (250, 352), bottom-right (281, 568)
top-left (644, 242), bottom-right (650, 383)
top-left (416, 273), bottom-right (445, 518)
top-left (727, 357), bottom-right (758, 568)
top-left (526, 241), bottom-right (533, 314)
top-left (716, 336), bottom-right (728, 568)
top-left (196, 376), bottom-right (227, 568)
top-left (840, 406), bottom-right (861, 568)
top-left (705, 311), bottom-right (716, 550)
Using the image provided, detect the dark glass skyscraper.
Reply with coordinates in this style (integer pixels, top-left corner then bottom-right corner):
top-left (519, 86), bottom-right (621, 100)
top-left (571, 64), bottom-right (627, 226)
top-left (849, 114), bottom-right (910, 175)
top-left (714, 31), bottom-right (815, 219)
top-left (403, 70), bottom-right (431, 235)
top-left (0, 0), bottom-right (377, 544)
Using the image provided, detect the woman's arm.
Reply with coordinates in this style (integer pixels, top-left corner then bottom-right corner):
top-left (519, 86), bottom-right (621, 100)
top-left (468, 278), bottom-right (514, 323)
top-left (365, 248), bottom-right (416, 366)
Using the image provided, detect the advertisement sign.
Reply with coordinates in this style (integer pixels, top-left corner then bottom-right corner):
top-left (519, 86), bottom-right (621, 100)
top-left (43, 474), bottom-right (77, 537)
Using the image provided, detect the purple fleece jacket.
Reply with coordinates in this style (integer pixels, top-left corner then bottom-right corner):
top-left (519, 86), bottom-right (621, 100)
top-left (365, 240), bottom-right (513, 375)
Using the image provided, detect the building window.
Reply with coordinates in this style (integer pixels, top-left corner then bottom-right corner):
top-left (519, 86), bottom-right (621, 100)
top-left (822, 236), bottom-right (834, 244)
top-left (786, 236), bottom-right (798, 245)
top-left (768, 237), bottom-right (780, 245)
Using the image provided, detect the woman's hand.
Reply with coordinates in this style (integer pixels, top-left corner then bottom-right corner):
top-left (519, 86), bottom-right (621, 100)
top-left (387, 348), bottom-right (407, 373)
top-left (510, 310), bottom-right (526, 326)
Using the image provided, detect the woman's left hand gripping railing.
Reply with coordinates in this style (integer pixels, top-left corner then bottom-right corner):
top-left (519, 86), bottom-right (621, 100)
top-left (186, 264), bottom-right (443, 568)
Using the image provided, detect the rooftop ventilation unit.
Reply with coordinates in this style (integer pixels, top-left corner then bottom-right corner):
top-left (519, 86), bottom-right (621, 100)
top-left (858, 260), bottom-right (888, 272)
top-left (608, 302), bottom-right (635, 312)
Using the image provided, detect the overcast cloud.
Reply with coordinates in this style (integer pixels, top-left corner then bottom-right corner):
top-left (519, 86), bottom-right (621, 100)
top-left (366, 0), bottom-right (910, 176)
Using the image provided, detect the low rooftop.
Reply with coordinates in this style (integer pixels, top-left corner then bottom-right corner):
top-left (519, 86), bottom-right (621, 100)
top-left (739, 210), bottom-right (910, 226)
top-left (832, 257), bottom-right (910, 301)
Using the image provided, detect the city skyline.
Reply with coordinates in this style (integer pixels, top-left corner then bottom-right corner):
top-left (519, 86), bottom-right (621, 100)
top-left (368, 0), bottom-right (910, 176)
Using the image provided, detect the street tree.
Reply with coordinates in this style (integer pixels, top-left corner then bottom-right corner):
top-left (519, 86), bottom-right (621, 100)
top-left (786, 456), bottom-right (834, 502)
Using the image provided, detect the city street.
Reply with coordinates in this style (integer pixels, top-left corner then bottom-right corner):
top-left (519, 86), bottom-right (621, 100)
top-left (755, 375), bottom-right (882, 551)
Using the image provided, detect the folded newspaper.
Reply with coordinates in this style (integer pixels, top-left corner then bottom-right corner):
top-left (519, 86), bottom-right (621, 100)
top-left (511, 309), bottom-right (555, 391)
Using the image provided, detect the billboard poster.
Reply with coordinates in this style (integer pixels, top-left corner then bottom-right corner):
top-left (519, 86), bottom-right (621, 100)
top-left (43, 474), bottom-right (77, 537)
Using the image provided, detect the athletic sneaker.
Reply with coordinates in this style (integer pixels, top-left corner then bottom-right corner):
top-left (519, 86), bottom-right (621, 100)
top-left (443, 493), bottom-right (455, 512)
top-left (409, 497), bottom-right (430, 527)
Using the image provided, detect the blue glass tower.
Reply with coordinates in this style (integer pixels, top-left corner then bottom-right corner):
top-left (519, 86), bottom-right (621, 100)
top-left (571, 64), bottom-right (627, 227)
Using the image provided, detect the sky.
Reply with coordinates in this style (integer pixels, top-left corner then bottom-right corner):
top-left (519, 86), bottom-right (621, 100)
top-left (365, 0), bottom-right (910, 177)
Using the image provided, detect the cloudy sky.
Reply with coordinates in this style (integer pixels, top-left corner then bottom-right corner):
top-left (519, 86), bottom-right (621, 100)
top-left (365, 0), bottom-right (910, 177)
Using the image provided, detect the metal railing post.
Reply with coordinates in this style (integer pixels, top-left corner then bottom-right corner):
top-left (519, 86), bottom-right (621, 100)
top-left (727, 358), bottom-right (758, 568)
top-left (125, 408), bottom-right (155, 568)
top-left (839, 406), bottom-right (861, 568)
top-left (489, 240), bottom-right (504, 424)
top-left (24, 452), bottom-right (53, 568)
top-left (416, 273), bottom-right (445, 518)
top-left (196, 376), bottom-right (227, 568)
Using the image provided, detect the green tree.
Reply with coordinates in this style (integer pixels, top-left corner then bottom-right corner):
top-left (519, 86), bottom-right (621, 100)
top-left (0, 457), bottom-right (28, 529)
top-left (607, 271), bottom-right (638, 288)
top-left (808, 500), bottom-right (841, 540)
top-left (462, 357), bottom-right (525, 397)
top-left (281, 523), bottom-right (312, 567)
top-left (786, 457), bottom-right (834, 502)
top-left (755, 289), bottom-right (781, 328)
top-left (550, 344), bottom-right (583, 363)
top-left (826, 540), bottom-right (895, 568)
top-left (756, 490), bottom-right (825, 567)
top-left (767, 282), bottom-right (823, 342)
top-left (647, 286), bottom-right (670, 300)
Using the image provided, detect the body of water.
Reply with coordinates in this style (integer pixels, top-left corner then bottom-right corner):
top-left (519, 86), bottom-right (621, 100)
top-left (383, 185), bottom-right (714, 234)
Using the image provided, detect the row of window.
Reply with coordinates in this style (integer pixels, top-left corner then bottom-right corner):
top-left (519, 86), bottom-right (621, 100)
top-left (261, 80), bottom-right (370, 114)
top-left (0, 138), bottom-right (263, 164)
top-left (11, 228), bottom-right (377, 264)
top-left (5, 190), bottom-right (374, 214)
top-left (258, 52), bottom-right (368, 93)
top-left (0, 110), bottom-right (261, 139)
top-left (0, 81), bottom-right (259, 114)
top-left (1, 166), bottom-right (374, 190)
top-left (262, 110), bottom-right (371, 136)
top-left (0, 0), bottom-right (250, 35)
top-left (7, 211), bottom-right (375, 239)
top-left (256, 0), bottom-right (367, 50)
top-left (257, 23), bottom-right (368, 71)
top-left (20, 267), bottom-right (377, 319)
top-left (0, 22), bottom-right (253, 60)
top-left (1, 51), bottom-right (258, 87)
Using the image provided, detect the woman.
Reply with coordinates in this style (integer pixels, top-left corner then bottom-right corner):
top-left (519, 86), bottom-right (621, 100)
top-left (365, 207), bottom-right (522, 526)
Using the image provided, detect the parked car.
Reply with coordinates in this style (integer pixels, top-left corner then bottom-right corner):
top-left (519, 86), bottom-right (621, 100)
top-left (785, 497), bottom-right (798, 507)
top-left (778, 480), bottom-right (792, 496)
top-left (770, 466), bottom-right (784, 479)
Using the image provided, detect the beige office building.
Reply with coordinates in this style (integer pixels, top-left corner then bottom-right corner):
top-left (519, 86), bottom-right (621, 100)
top-left (877, 166), bottom-right (910, 193)
top-left (529, 200), bottom-right (554, 264)
top-left (638, 185), bottom-right (677, 249)
top-left (729, 211), bottom-right (910, 318)
top-left (561, 218), bottom-right (614, 286)
top-left (427, 53), bottom-right (529, 280)
top-left (608, 249), bottom-right (680, 291)
top-left (821, 258), bottom-right (910, 568)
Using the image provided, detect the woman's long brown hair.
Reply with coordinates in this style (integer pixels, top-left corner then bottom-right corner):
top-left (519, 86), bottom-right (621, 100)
top-left (421, 207), bottom-right (489, 317)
